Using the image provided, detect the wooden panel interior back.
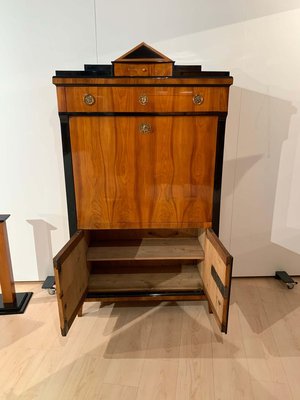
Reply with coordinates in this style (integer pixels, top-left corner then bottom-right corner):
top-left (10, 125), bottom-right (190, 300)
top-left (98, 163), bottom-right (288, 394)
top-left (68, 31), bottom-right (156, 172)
top-left (88, 264), bottom-right (203, 292)
top-left (89, 228), bottom-right (198, 243)
top-left (87, 237), bottom-right (204, 261)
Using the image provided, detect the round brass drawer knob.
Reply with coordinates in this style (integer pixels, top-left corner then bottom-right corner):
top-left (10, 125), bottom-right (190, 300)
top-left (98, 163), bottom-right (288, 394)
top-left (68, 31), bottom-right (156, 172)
top-left (139, 123), bottom-right (152, 134)
top-left (193, 94), bottom-right (204, 105)
top-left (83, 94), bottom-right (95, 105)
top-left (139, 94), bottom-right (148, 106)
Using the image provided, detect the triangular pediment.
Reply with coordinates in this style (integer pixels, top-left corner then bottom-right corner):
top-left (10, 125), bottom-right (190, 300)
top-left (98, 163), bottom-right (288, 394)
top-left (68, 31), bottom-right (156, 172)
top-left (114, 42), bottom-right (173, 63)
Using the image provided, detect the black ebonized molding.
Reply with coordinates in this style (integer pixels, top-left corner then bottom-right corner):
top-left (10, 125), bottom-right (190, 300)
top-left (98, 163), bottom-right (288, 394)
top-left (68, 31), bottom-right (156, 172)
top-left (211, 265), bottom-right (229, 298)
top-left (54, 68), bottom-right (230, 78)
top-left (59, 112), bottom-right (228, 118)
top-left (0, 215), bottom-right (10, 223)
top-left (212, 116), bottom-right (227, 236)
top-left (0, 292), bottom-right (33, 315)
top-left (54, 83), bottom-right (232, 88)
top-left (59, 115), bottom-right (77, 237)
top-left (86, 289), bottom-right (205, 299)
top-left (223, 261), bottom-right (233, 333)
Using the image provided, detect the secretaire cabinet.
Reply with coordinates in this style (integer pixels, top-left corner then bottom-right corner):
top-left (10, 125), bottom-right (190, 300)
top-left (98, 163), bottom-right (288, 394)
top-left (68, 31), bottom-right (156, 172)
top-left (52, 43), bottom-right (234, 336)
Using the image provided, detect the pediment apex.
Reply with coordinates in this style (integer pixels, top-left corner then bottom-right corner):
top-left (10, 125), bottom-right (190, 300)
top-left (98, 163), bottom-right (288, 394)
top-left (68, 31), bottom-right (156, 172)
top-left (114, 42), bottom-right (173, 63)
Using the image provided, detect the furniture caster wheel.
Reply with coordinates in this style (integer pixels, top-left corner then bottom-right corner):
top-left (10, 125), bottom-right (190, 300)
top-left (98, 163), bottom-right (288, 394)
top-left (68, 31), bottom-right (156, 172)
top-left (48, 288), bottom-right (56, 295)
top-left (275, 271), bottom-right (298, 290)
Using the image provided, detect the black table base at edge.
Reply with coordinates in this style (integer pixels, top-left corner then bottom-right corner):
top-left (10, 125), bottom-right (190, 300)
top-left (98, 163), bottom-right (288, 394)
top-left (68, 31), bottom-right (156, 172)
top-left (0, 292), bottom-right (33, 315)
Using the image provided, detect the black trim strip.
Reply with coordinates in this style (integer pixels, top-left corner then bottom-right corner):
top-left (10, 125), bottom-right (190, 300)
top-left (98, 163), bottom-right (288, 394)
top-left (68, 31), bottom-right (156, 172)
top-left (0, 215), bottom-right (10, 223)
top-left (223, 260), bottom-right (233, 333)
top-left (54, 69), bottom-right (230, 78)
top-left (212, 116), bottom-right (227, 235)
top-left (211, 265), bottom-right (229, 299)
top-left (54, 83), bottom-right (232, 88)
top-left (86, 289), bottom-right (205, 298)
top-left (112, 60), bottom-right (175, 64)
top-left (59, 112), bottom-right (227, 118)
top-left (59, 115), bottom-right (77, 237)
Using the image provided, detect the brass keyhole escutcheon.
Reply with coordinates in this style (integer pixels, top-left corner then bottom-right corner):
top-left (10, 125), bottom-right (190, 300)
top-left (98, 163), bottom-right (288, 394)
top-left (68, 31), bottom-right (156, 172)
top-left (83, 94), bottom-right (95, 105)
top-left (193, 94), bottom-right (204, 105)
top-left (139, 123), bottom-right (152, 134)
top-left (139, 94), bottom-right (148, 106)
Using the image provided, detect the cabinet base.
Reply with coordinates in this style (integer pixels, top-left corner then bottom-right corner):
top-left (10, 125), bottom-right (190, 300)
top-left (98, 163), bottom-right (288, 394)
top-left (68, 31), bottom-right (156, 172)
top-left (0, 292), bottom-right (33, 315)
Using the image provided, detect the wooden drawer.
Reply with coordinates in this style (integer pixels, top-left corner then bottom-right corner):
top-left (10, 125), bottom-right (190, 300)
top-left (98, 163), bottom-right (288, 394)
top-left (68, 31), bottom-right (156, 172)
top-left (53, 228), bottom-right (233, 336)
top-left (65, 86), bottom-right (229, 113)
top-left (113, 62), bottom-right (173, 77)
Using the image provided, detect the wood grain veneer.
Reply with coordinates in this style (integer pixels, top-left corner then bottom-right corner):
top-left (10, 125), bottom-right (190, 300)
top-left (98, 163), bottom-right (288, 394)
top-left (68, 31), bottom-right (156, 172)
top-left (69, 116), bottom-right (218, 229)
top-left (65, 86), bottom-right (229, 113)
top-left (0, 220), bottom-right (16, 304)
top-left (56, 86), bottom-right (67, 112)
top-left (53, 76), bottom-right (233, 86)
top-left (114, 63), bottom-right (173, 77)
top-left (52, 44), bottom-right (233, 336)
top-left (53, 231), bottom-right (90, 335)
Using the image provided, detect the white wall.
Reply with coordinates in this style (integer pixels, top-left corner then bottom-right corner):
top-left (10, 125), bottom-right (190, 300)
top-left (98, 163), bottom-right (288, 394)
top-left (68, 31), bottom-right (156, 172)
top-left (0, 1), bottom-right (96, 280)
top-left (1, 1), bottom-right (300, 279)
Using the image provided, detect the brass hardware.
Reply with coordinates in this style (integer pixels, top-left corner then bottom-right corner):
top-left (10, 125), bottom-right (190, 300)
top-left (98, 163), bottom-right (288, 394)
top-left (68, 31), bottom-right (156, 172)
top-left (139, 123), bottom-right (152, 134)
top-left (193, 94), bottom-right (204, 105)
top-left (139, 94), bottom-right (148, 106)
top-left (142, 68), bottom-right (147, 72)
top-left (83, 94), bottom-right (95, 105)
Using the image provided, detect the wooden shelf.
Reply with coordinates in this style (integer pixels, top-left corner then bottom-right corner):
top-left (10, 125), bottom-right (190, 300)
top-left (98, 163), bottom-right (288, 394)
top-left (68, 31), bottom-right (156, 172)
top-left (88, 265), bottom-right (202, 292)
top-left (87, 237), bottom-right (204, 261)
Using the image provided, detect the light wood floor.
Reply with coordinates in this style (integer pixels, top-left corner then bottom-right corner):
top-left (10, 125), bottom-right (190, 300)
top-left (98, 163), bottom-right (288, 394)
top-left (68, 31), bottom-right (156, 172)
top-left (0, 278), bottom-right (299, 399)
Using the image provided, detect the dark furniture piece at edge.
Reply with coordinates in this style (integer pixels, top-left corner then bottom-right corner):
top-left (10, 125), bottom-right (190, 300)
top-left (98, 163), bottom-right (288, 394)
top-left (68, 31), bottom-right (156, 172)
top-left (0, 215), bottom-right (32, 314)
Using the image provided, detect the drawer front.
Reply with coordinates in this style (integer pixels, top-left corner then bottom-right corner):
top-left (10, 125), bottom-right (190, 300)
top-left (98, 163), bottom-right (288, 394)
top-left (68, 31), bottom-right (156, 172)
top-left (69, 116), bottom-right (218, 230)
top-left (65, 86), bottom-right (229, 113)
top-left (113, 62), bottom-right (173, 77)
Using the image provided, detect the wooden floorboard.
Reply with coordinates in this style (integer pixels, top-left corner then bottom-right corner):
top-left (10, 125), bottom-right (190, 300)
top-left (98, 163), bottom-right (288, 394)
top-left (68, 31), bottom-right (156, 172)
top-left (0, 278), bottom-right (299, 399)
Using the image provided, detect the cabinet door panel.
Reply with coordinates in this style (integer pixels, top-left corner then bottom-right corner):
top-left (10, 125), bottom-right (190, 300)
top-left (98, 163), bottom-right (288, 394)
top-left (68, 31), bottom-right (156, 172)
top-left (53, 230), bottom-right (89, 336)
top-left (70, 116), bottom-right (218, 229)
top-left (200, 229), bottom-right (233, 333)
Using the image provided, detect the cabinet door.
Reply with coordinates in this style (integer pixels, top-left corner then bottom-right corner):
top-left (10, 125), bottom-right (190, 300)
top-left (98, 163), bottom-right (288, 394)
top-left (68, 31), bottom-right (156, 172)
top-left (53, 230), bottom-right (89, 336)
top-left (70, 116), bottom-right (218, 229)
top-left (200, 229), bottom-right (233, 333)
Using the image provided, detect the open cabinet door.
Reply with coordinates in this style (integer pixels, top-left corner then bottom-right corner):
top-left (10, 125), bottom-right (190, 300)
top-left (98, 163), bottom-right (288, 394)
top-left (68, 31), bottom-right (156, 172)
top-left (201, 229), bottom-right (233, 333)
top-left (53, 230), bottom-right (89, 336)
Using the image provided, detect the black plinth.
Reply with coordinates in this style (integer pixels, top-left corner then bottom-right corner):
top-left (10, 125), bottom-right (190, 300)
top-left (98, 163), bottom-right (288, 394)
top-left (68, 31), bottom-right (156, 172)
top-left (0, 292), bottom-right (33, 315)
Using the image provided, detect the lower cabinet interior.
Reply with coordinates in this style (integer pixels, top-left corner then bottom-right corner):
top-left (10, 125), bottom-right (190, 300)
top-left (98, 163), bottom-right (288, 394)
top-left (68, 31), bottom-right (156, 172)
top-left (85, 228), bottom-right (205, 298)
top-left (54, 227), bottom-right (232, 335)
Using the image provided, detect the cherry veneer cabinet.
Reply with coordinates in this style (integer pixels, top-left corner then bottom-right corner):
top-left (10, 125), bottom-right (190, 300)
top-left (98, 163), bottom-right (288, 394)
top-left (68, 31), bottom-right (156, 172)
top-left (52, 43), bottom-right (234, 336)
